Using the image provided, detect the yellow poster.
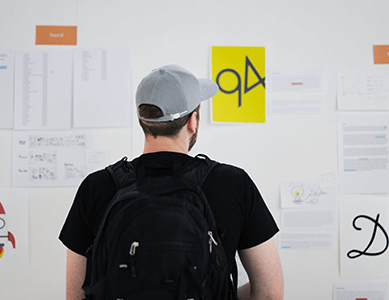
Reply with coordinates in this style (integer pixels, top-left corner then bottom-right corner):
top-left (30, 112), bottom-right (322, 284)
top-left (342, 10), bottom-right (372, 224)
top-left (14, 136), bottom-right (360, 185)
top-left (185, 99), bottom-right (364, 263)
top-left (211, 46), bottom-right (266, 123)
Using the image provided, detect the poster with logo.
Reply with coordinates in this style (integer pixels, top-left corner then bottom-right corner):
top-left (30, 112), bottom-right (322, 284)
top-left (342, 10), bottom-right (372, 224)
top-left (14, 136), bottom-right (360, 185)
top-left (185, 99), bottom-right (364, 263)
top-left (340, 198), bottom-right (389, 279)
top-left (211, 46), bottom-right (266, 123)
top-left (0, 189), bottom-right (29, 269)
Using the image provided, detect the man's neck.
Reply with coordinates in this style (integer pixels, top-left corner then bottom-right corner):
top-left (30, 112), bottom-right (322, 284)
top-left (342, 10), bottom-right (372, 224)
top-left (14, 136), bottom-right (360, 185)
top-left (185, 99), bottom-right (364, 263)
top-left (143, 135), bottom-right (189, 155)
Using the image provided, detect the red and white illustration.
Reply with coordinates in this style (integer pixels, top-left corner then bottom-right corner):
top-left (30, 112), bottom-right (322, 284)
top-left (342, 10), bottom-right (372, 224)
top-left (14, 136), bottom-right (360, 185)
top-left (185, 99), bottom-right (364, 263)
top-left (0, 202), bottom-right (16, 258)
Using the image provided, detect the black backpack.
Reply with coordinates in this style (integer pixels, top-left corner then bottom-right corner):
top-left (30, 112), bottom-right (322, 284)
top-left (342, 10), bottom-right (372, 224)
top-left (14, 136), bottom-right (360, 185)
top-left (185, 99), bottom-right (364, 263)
top-left (83, 154), bottom-right (238, 300)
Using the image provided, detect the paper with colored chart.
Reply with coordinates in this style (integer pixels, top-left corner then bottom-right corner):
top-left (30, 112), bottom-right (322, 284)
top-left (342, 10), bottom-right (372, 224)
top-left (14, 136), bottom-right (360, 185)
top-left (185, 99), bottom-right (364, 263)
top-left (211, 46), bottom-right (266, 123)
top-left (0, 49), bottom-right (14, 129)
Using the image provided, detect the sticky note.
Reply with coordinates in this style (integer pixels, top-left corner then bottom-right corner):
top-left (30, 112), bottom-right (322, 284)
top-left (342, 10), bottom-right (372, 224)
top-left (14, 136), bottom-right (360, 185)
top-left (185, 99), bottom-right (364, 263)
top-left (373, 45), bottom-right (389, 64)
top-left (36, 25), bottom-right (77, 45)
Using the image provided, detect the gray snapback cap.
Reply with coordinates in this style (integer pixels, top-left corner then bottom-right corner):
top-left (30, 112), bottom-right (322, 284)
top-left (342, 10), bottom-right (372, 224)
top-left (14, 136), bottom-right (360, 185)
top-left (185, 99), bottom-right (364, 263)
top-left (136, 64), bottom-right (219, 122)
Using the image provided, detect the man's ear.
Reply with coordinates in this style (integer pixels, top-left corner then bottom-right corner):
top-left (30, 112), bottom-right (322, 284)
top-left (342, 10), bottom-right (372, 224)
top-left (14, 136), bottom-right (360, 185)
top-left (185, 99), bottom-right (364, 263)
top-left (187, 111), bottom-right (198, 133)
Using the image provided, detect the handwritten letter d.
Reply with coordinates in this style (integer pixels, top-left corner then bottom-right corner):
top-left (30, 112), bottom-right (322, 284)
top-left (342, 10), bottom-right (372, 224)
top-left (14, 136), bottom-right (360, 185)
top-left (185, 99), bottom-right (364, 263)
top-left (347, 214), bottom-right (389, 259)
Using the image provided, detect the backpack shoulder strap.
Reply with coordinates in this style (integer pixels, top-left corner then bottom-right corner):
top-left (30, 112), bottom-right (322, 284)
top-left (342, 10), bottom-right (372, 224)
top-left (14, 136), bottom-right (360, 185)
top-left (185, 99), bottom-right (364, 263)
top-left (105, 156), bottom-right (137, 190)
top-left (106, 154), bottom-right (218, 189)
top-left (87, 157), bottom-right (138, 274)
top-left (181, 154), bottom-right (219, 186)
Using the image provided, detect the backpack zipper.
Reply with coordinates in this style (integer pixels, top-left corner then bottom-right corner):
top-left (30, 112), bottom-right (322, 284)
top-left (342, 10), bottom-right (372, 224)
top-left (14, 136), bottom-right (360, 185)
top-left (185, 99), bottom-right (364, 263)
top-left (208, 231), bottom-right (218, 253)
top-left (130, 234), bottom-right (216, 255)
top-left (129, 241), bottom-right (139, 256)
top-left (128, 241), bottom-right (139, 277)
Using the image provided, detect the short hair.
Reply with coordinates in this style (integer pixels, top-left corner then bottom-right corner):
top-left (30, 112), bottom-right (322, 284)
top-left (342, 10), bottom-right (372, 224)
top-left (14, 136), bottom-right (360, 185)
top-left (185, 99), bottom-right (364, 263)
top-left (138, 104), bottom-right (200, 138)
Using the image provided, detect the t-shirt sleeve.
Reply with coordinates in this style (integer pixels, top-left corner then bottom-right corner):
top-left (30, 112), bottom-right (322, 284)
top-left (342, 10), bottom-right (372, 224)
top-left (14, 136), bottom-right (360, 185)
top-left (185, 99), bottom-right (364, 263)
top-left (58, 169), bottom-right (115, 256)
top-left (237, 171), bottom-right (279, 250)
top-left (203, 163), bottom-right (279, 253)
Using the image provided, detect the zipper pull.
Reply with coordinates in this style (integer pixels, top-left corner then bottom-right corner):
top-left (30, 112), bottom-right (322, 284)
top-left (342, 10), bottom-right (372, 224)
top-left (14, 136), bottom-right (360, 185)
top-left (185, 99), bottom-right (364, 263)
top-left (129, 241), bottom-right (139, 278)
top-left (208, 231), bottom-right (218, 253)
top-left (129, 241), bottom-right (139, 256)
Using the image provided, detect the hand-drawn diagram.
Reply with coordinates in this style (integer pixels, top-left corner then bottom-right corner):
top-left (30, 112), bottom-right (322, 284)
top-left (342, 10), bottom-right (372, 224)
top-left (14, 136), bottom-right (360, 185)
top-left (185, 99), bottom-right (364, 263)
top-left (291, 183), bottom-right (323, 205)
top-left (280, 181), bottom-right (337, 209)
top-left (28, 134), bottom-right (87, 183)
top-left (64, 166), bottom-right (87, 180)
top-left (339, 72), bottom-right (389, 100)
top-left (339, 76), bottom-right (364, 97)
top-left (29, 151), bottom-right (57, 164)
top-left (337, 71), bottom-right (389, 110)
top-left (290, 184), bottom-right (320, 205)
top-left (13, 130), bottom-right (91, 187)
top-left (29, 134), bottom-right (87, 148)
top-left (29, 166), bottom-right (57, 181)
top-left (0, 202), bottom-right (16, 259)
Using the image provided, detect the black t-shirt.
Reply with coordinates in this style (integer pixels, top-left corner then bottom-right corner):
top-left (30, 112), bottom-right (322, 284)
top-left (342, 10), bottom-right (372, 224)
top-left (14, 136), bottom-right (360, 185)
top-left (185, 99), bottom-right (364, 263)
top-left (59, 152), bottom-right (279, 274)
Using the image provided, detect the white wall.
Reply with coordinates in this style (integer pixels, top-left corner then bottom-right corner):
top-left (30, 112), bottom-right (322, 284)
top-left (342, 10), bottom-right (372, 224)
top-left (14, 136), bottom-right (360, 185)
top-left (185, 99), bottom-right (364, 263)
top-left (1, 0), bottom-right (389, 299)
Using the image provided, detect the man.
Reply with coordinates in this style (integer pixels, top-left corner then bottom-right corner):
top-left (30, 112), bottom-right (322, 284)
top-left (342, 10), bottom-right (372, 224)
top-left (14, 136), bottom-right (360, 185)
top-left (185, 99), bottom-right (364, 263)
top-left (60, 64), bottom-right (284, 300)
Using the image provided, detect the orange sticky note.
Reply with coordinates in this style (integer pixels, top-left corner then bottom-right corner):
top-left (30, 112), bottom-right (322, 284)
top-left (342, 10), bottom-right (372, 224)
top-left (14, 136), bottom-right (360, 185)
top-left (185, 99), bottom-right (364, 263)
top-left (36, 25), bottom-right (77, 45)
top-left (373, 45), bottom-right (389, 64)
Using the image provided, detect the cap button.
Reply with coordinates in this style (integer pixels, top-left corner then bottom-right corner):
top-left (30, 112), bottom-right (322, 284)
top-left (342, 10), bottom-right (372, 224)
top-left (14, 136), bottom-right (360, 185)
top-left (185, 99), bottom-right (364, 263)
top-left (159, 69), bottom-right (165, 75)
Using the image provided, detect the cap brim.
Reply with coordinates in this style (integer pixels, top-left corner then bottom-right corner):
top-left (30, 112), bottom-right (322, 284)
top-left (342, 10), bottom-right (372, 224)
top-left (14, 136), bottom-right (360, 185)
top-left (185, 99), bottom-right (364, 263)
top-left (199, 78), bottom-right (219, 101)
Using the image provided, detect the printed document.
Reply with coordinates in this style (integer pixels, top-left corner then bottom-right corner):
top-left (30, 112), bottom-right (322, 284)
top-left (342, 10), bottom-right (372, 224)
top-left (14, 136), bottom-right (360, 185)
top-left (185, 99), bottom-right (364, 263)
top-left (267, 67), bottom-right (326, 115)
top-left (267, 67), bottom-right (325, 92)
top-left (268, 98), bottom-right (325, 115)
top-left (13, 50), bottom-right (72, 130)
top-left (0, 49), bottom-right (14, 129)
top-left (333, 282), bottom-right (389, 300)
top-left (73, 47), bottom-right (132, 128)
top-left (337, 113), bottom-right (389, 194)
top-left (279, 206), bottom-right (337, 251)
top-left (279, 232), bottom-right (334, 251)
top-left (337, 70), bottom-right (389, 111)
top-left (281, 207), bottom-right (338, 232)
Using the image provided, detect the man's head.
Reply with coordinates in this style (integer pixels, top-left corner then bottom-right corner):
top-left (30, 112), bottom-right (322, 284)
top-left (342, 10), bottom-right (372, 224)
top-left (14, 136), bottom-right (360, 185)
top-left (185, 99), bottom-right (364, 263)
top-left (136, 65), bottom-right (219, 150)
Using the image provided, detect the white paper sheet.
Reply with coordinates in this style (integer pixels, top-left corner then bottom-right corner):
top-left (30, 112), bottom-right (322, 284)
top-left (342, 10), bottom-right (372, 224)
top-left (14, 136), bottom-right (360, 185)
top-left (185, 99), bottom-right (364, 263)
top-left (280, 181), bottom-right (337, 208)
top-left (279, 204), bottom-right (337, 251)
top-left (268, 98), bottom-right (325, 115)
top-left (73, 47), bottom-right (132, 128)
top-left (12, 130), bottom-right (92, 187)
top-left (13, 50), bottom-right (72, 130)
top-left (281, 207), bottom-right (338, 232)
top-left (267, 67), bottom-right (325, 92)
top-left (337, 70), bottom-right (389, 111)
top-left (0, 49), bottom-right (14, 129)
top-left (279, 232), bottom-right (334, 250)
top-left (318, 171), bottom-right (338, 189)
top-left (0, 189), bottom-right (29, 269)
top-left (86, 150), bottom-right (111, 167)
top-left (337, 113), bottom-right (389, 194)
top-left (340, 198), bottom-right (389, 279)
top-left (333, 282), bottom-right (389, 300)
